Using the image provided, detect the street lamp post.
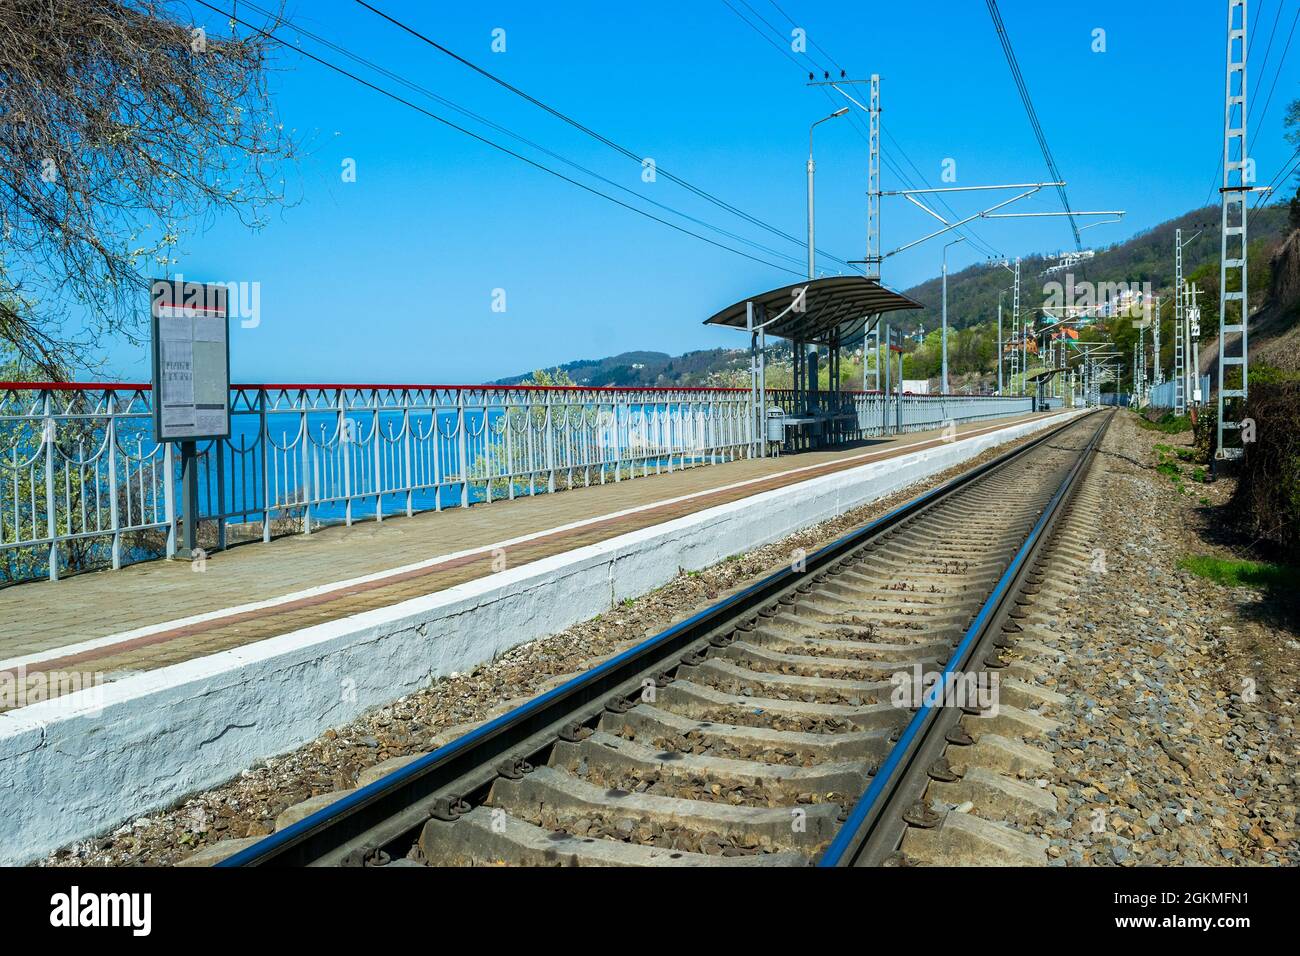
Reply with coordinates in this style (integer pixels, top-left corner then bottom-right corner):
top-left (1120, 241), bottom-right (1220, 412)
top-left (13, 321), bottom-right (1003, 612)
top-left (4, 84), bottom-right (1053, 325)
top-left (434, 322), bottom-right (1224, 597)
top-left (804, 107), bottom-right (847, 402)
top-left (997, 291), bottom-right (1005, 395)
top-left (941, 236), bottom-right (966, 394)
top-left (807, 107), bottom-right (849, 280)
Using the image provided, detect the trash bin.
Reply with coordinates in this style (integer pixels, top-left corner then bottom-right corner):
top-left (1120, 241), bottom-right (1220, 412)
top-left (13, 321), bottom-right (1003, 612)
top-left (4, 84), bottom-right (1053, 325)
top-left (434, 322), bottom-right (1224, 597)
top-left (766, 407), bottom-right (786, 443)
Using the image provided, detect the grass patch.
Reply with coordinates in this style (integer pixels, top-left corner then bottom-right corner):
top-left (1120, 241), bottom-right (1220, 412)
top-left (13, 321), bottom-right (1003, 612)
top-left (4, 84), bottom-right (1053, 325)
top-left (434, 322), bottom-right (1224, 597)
top-left (1153, 445), bottom-right (1204, 490)
top-left (1179, 555), bottom-right (1300, 592)
top-left (1154, 448), bottom-right (1188, 492)
top-left (1135, 411), bottom-right (1193, 434)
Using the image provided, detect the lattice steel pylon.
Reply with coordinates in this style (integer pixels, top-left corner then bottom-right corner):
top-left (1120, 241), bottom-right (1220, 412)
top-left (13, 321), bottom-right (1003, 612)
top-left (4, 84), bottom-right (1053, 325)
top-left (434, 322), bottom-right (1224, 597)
top-left (1174, 229), bottom-right (1186, 415)
top-left (865, 74), bottom-right (881, 279)
top-left (1152, 295), bottom-right (1163, 384)
top-left (1217, 0), bottom-right (1250, 459)
top-left (1136, 322), bottom-right (1146, 406)
top-left (1021, 317), bottom-right (1030, 394)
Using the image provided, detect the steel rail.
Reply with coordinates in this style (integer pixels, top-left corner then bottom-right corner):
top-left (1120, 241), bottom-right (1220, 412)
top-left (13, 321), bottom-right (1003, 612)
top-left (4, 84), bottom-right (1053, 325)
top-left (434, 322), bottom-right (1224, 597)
top-left (819, 409), bottom-right (1112, 866)
top-left (220, 410), bottom-right (1098, 867)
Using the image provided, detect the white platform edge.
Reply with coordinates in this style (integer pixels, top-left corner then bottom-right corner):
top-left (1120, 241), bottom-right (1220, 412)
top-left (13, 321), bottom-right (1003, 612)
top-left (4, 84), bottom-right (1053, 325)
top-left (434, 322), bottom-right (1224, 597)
top-left (0, 410), bottom-right (1080, 864)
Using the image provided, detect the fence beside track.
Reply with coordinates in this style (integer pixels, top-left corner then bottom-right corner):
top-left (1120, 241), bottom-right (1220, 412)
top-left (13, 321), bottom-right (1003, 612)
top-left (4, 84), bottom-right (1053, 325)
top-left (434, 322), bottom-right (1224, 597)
top-left (0, 382), bottom-right (1032, 582)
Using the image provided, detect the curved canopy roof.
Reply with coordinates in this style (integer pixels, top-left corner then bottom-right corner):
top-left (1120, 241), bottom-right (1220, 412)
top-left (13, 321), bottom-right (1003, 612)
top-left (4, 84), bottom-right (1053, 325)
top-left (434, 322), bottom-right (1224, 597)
top-left (704, 276), bottom-right (921, 346)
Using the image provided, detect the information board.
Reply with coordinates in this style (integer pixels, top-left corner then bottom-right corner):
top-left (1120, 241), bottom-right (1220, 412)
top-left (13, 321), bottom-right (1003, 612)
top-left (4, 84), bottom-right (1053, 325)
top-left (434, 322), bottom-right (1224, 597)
top-left (151, 279), bottom-right (231, 442)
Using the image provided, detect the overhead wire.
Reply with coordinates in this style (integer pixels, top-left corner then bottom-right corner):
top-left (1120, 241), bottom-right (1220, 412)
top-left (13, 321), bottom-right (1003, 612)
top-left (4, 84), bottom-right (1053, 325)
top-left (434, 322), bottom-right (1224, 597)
top-left (230, 0), bottom-right (813, 270)
top-left (1245, 0), bottom-right (1285, 141)
top-left (194, 0), bottom-right (810, 276)
top-left (1251, 6), bottom-right (1300, 154)
top-left (983, 0), bottom-right (1081, 250)
top-left (353, 0), bottom-right (858, 272)
top-left (726, 0), bottom-right (1004, 263)
top-left (1248, 143), bottom-right (1300, 230)
top-left (1203, 2), bottom-right (1296, 211)
top-left (758, 0), bottom-right (1004, 258)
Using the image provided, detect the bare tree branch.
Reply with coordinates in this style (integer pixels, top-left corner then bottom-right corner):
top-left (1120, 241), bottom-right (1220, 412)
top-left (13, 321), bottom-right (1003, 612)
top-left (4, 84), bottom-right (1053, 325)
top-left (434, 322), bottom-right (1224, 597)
top-left (0, 0), bottom-right (297, 376)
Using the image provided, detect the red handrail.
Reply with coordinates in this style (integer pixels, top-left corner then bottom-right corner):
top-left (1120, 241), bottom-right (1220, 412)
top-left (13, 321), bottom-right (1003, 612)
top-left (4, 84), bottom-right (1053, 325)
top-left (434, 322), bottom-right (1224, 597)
top-left (0, 382), bottom-right (1016, 399)
top-left (0, 381), bottom-right (751, 393)
top-left (0, 381), bottom-right (152, 391)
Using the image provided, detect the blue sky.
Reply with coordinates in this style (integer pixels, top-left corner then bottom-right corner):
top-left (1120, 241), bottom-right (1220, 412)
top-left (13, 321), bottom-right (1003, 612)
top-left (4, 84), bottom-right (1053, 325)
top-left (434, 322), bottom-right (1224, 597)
top-left (91, 0), bottom-right (1300, 383)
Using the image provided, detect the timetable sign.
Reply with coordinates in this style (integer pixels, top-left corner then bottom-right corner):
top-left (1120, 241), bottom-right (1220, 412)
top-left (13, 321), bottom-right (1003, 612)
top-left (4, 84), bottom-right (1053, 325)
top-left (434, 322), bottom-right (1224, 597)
top-left (150, 279), bottom-right (231, 442)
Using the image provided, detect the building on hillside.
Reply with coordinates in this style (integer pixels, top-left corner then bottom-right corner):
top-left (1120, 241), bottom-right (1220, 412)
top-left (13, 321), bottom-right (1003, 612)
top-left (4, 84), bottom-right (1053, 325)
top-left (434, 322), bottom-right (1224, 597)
top-left (1003, 336), bottom-right (1039, 356)
top-left (1040, 250), bottom-right (1096, 276)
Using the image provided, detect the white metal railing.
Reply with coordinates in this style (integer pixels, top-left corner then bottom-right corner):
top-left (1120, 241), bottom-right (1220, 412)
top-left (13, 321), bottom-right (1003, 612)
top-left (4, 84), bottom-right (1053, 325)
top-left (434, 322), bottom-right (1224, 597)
top-left (885, 393), bottom-right (1033, 432)
top-left (0, 385), bottom-right (171, 584)
top-left (767, 389), bottom-right (1033, 439)
top-left (0, 382), bottom-right (1034, 582)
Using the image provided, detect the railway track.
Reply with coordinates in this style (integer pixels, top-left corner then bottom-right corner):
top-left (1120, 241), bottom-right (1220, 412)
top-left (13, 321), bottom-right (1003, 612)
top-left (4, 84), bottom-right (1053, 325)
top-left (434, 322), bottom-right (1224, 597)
top-left (219, 408), bottom-right (1111, 868)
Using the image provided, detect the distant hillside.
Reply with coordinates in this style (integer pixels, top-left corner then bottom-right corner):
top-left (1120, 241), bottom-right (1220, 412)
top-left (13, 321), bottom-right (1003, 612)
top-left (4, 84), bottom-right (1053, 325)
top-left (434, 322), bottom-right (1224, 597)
top-left (1252, 230), bottom-right (1300, 371)
top-left (491, 348), bottom-right (755, 388)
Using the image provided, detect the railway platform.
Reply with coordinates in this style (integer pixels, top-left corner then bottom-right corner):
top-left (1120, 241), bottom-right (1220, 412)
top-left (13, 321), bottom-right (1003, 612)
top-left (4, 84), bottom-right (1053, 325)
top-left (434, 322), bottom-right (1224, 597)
top-left (1, 409), bottom-right (1065, 684)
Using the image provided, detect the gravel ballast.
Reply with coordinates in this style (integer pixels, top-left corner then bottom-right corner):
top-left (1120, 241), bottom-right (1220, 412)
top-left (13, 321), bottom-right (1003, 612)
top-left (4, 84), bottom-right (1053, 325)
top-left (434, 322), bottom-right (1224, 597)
top-left (1029, 412), bottom-right (1297, 866)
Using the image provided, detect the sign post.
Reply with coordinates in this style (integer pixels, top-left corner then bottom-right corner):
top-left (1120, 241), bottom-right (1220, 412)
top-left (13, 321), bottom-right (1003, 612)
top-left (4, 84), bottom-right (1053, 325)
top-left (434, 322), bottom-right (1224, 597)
top-left (150, 279), bottom-right (231, 558)
top-left (179, 440), bottom-right (199, 556)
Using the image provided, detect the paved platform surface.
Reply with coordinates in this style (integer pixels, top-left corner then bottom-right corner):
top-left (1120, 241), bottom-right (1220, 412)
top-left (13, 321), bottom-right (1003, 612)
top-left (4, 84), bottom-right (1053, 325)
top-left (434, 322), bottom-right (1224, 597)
top-left (0, 412), bottom-right (1063, 685)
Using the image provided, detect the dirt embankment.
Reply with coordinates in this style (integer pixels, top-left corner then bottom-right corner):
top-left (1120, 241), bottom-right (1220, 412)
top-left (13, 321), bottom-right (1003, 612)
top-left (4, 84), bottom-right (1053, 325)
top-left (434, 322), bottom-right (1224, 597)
top-left (1202, 229), bottom-right (1300, 380)
top-left (1250, 229), bottom-right (1300, 371)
